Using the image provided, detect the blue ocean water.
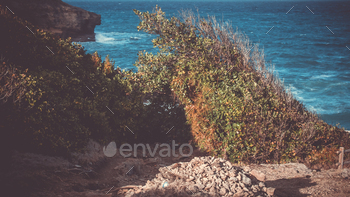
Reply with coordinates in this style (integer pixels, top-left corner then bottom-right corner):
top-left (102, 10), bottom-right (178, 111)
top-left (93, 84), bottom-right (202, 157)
top-left (65, 0), bottom-right (350, 130)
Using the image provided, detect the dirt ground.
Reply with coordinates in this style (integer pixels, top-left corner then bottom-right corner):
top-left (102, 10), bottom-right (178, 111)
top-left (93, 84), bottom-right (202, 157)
top-left (246, 163), bottom-right (350, 197)
top-left (1, 140), bottom-right (349, 197)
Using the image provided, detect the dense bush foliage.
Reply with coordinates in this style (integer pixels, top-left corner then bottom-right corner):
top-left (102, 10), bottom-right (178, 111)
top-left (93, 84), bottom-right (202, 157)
top-left (0, 5), bottom-right (191, 157)
top-left (0, 6), bottom-right (136, 155)
top-left (132, 6), bottom-right (350, 166)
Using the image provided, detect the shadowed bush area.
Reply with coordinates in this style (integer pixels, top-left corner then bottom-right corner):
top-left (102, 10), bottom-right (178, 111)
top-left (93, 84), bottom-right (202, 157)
top-left (130, 6), bottom-right (350, 167)
top-left (0, 5), bottom-right (191, 158)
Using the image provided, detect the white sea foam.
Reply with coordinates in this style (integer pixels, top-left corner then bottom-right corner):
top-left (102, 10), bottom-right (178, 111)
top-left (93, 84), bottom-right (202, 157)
top-left (96, 33), bottom-right (116, 43)
top-left (288, 83), bottom-right (343, 115)
top-left (96, 32), bottom-right (147, 45)
top-left (288, 84), bottom-right (303, 98)
top-left (308, 106), bottom-right (337, 114)
top-left (310, 74), bottom-right (336, 80)
top-left (130, 37), bottom-right (141, 40)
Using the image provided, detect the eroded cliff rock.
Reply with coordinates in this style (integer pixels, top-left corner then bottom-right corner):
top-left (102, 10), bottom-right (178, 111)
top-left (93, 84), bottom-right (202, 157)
top-left (2, 0), bottom-right (101, 41)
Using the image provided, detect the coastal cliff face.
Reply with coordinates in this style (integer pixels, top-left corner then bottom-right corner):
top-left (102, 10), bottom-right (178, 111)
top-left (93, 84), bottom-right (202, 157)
top-left (2, 0), bottom-right (101, 41)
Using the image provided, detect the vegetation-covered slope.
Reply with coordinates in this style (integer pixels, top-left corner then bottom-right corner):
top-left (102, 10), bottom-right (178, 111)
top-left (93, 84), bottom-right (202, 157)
top-left (130, 7), bottom-right (350, 167)
top-left (0, 5), bottom-right (142, 156)
top-left (1, 3), bottom-right (349, 168)
top-left (0, 4), bottom-right (191, 159)
top-left (0, 4), bottom-right (186, 159)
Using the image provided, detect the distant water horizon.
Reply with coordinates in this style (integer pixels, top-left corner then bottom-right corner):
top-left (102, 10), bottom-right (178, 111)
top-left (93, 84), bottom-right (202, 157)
top-left (65, 0), bottom-right (350, 130)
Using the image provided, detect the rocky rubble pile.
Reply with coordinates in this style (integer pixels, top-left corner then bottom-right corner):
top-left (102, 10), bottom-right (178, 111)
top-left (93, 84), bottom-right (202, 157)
top-left (125, 156), bottom-right (274, 197)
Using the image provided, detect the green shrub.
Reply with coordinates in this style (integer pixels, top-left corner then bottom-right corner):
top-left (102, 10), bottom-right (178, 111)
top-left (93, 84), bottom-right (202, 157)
top-left (133, 6), bottom-right (350, 166)
top-left (0, 5), bottom-right (143, 156)
top-left (0, 4), bottom-right (191, 157)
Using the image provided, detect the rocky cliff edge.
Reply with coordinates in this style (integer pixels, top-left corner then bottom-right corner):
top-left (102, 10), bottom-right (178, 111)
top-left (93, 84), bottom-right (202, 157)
top-left (2, 0), bottom-right (101, 41)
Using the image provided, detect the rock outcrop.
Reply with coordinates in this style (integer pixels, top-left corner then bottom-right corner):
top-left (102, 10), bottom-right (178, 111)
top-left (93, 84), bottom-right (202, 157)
top-left (2, 0), bottom-right (101, 41)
